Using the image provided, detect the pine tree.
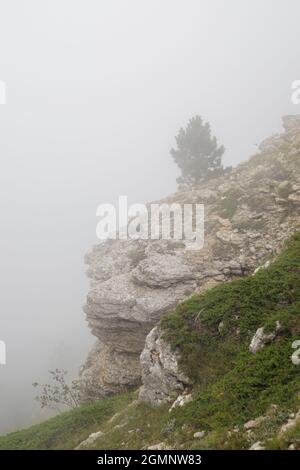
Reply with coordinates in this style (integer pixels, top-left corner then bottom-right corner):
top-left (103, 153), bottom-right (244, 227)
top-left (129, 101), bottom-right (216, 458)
top-left (170, 115), bottom-right (225, 187)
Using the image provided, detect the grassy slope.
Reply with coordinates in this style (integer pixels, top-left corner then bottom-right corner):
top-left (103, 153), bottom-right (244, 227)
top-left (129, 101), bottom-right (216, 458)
top-left (0, 393), bottom-right (133, 450)
top-left (160, 232), bottom-right (300, 449)
top-left (1, 234), bottom-right (300, 450)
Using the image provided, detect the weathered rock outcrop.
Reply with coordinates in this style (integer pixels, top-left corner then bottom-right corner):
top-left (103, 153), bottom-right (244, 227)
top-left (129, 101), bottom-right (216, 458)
top-left (80, 240), bottom-right (198, 399)
top-left (138, 327), bottom-right (190, 405)
top-left (80, 116), bottom-right (300, 401)
top-left (249, 322), bottom-right (281, 354)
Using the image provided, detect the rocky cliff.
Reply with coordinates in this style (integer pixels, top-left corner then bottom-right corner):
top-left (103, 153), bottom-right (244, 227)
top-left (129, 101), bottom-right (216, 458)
top-left (80, 115), bottom-right (300, 402)
top-left (3, 227), bottom-right (300, 450)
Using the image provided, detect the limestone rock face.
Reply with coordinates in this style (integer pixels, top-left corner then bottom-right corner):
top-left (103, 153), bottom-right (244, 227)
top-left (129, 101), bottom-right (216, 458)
top-left (168, 393), bottom-right (193, 411)
top-left (75, 431), bottom-right (104, 450)
top-left (138, 327), bottom-right (190, 406)
top-left (249, 322), bottom-right (281, 354)
top-left (80, 240), bottom-right (198, 399)
top-left (80, 340), bottom-right (141, 400)
top-left (279, 409), bottom-right (300, 435)
top-left (249, 441), bottom-right (265, 450)
top-left (244, 416), bottom-right (266, 430)
top-left (80, 115), bottom-right (300, 400)
top-left (131, 253), bottom-right (197, 288)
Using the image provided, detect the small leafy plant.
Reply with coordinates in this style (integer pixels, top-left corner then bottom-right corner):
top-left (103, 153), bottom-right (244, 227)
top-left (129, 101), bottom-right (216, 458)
top-left (33, 369), bottom-right (81, 411)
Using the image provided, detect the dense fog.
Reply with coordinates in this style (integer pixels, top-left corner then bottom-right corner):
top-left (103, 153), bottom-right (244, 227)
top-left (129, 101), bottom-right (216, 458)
top-left (1, 0), bottom-right (300, 433)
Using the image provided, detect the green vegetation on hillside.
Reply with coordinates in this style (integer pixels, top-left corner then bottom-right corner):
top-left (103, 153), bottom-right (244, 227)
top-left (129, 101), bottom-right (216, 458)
top-left (1, 234), bottom-right (300, 450)
top-left (160, 233), bottom-right (300, 447)
top-left (0, 393), bottom-right (133, 450)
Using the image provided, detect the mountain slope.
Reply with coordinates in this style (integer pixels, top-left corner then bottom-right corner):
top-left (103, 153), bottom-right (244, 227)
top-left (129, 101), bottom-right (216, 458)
top-left (80, 115), bottom-right (300, 401)
top-left (1, 233), bottom-right (300, 450)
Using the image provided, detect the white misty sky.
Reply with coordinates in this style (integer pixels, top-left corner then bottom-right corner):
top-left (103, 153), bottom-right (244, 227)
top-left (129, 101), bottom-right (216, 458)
top-left (0, 0), bottom-right (299, 432)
